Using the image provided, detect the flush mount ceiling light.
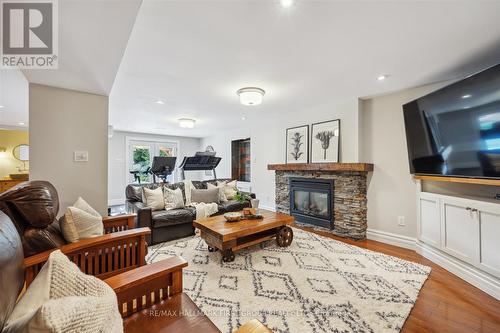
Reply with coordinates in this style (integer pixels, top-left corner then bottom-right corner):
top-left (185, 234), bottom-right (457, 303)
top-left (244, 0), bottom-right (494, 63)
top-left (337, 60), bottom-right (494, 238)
top-left (237, 87), bottom-right (265, 106)
top-left (462, 94), bottom-right (472, 99)
top-left (178, 118), bottom-right (196, 128)
top-left (280, 0), bottom-right (294, 8)
top-left (0, 105), bottom-right (4, 108)
top-left (155, 99), bottom-right (165, 105)
top-left (376, 74), bottom-right (389, 81)
top-left (18, 122), bottom-right (25, 126)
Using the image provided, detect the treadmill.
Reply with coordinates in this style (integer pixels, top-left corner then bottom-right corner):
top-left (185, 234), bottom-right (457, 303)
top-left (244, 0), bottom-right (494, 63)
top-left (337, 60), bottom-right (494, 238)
top-left (178, 151), bottom-right (221, 180)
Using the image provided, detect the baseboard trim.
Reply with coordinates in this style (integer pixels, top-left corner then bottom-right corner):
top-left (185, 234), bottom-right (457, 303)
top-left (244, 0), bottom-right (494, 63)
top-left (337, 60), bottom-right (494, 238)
top-left (366, 228), bottom-right (417, 250)
top-left (415, 241), bottom-right (500, 300)
top-left (366, 228), bottom-right (500, 300)
top-left (108, 198), bottom-right (126, 206)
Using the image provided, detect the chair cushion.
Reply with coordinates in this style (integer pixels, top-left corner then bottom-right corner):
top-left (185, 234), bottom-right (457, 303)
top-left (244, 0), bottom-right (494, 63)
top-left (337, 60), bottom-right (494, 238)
top-left (4, 250), bottom-right (122, 333)
top-left (123, 293), bottom-right (219, 333)
top-left (152, 209), bottom-right (194, 228)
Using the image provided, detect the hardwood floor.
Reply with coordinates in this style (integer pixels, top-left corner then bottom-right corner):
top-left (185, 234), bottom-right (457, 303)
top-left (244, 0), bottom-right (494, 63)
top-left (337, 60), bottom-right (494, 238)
top-left (293, 224), bottom-right (500, 333)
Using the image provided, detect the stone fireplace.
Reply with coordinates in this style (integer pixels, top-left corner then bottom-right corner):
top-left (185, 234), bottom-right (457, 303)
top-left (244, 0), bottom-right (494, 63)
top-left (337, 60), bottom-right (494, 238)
top-left (268, 163), bottom-right (373, 239)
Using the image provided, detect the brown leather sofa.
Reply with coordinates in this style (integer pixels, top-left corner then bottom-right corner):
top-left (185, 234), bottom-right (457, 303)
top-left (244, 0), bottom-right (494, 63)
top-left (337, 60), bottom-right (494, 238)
top-left (126, 179), bottom-right (255, 245)
top-left (0, 181), bottom-right (137, 257)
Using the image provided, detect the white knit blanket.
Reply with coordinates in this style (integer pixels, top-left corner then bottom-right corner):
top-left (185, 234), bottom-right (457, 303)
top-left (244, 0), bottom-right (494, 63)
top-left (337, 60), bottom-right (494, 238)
top-left (191, 202), bottom-right (219, 219)
top-left (183, 180), bottom-right (219, 219)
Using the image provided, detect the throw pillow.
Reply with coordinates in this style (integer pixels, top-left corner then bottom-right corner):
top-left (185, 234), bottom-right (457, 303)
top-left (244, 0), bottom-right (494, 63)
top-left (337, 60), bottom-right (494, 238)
top-left (207, 182), bottom-right (227, 202)
top-left (217, 180), bottom-right (238, 200)
top-left (60, 197), bottom-right (103, 243)
top-left (142, 187), bottom-right (165, 211)
top-left (183, 180), bottom-right (195, 206)
top-left (164, 188), bottom-right (185, 210)
top-left (191, 188), bottom-right (220, 204)
top-left (3, 250), bottom-right (122, 333)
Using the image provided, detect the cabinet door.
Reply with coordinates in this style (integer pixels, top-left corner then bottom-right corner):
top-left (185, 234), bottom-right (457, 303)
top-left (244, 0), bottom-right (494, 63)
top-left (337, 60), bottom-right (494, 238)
top-left (475, 202), bottom-right (500, 278)
top-left (441, 197), bottom-right (479, 264)
top-left (418, 193), bottom-right (441, 248)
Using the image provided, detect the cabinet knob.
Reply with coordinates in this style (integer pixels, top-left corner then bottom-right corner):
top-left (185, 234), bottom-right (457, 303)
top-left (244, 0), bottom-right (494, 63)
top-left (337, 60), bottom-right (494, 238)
top-left (466, 207), bottom-right (472, 211)
top-left (471, 208), bottom-right (478, 212)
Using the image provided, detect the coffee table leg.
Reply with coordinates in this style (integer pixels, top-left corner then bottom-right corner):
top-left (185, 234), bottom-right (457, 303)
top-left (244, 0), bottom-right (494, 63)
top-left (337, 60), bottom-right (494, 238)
top-left (207, 245), bottom-right (218, 252)
top-left (276, 226), bottom-right (294, 247)
top-left (222, 248), bottom-right (235, 262)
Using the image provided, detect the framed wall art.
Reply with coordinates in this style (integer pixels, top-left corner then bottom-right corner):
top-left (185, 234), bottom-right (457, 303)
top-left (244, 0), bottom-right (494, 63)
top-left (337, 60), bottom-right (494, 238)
top-left (286, 125), bottom-right (309, 164)
top-left (310, 119), bottom-right (340, 163)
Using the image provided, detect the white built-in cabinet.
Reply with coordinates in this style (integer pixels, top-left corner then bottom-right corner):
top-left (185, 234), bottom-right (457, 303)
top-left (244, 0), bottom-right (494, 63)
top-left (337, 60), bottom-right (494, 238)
top-left (418, 191), bottom-right (500, 279)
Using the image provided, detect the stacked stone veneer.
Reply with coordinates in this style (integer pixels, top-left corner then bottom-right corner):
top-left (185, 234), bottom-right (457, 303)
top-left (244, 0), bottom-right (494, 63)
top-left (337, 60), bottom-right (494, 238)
top-left (275, 170), bottom-right (368, 239)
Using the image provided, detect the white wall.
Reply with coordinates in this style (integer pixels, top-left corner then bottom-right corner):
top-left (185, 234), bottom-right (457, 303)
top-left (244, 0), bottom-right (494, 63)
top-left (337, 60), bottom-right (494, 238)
top-left (202, 99), bottom-right (360, 210)
top-left (359, 81), bottom-right (451, 238)
top-left (108, 131), bottom-right (202, 205)
top-left (201, 128), bottom-right (251, 180)
top-left (30, 84), bottom-right (108, 215)
top-left (204, 82), bottom-right (486, 240)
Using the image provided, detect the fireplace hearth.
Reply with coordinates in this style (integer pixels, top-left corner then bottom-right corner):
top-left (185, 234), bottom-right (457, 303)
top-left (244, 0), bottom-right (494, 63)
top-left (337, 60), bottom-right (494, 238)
top-left (290, 178), bottom-right (334, 229)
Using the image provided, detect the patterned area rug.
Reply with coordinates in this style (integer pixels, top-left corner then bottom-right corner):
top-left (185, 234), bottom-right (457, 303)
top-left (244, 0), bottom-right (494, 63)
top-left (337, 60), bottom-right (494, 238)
top-left (147, 227), bottom-right (430, 333)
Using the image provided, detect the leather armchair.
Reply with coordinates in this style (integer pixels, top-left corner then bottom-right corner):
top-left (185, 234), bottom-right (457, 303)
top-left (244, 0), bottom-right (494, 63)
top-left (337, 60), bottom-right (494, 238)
top-left (0, 210), bottom-right (220, 333)
top-left (0, 181), bottom-right (137, 257)
top-left (0, 181), bottom-right (149, 284)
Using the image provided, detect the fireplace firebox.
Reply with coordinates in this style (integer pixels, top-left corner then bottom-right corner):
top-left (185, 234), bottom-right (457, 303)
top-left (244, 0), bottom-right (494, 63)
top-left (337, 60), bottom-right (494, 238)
top-left (289, 178), bottom-right (334, 229)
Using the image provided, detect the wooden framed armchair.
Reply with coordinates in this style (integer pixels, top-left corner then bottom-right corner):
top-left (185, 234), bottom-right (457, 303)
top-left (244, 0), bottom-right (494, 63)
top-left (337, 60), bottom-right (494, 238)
top-left (24, 227), bottom-right (150, 287)
top-left (0, 210), bottom-right (220, 333)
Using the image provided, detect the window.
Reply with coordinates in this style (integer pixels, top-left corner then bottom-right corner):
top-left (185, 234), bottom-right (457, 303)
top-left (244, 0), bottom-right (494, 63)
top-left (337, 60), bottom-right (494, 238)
top-left (231, 138), bottom-right (251, 182)
top-left (127, 139), bottom-right (178, 184)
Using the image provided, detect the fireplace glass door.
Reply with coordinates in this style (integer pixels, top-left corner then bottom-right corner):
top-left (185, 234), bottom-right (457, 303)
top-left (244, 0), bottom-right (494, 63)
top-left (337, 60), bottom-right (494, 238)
top-left (289, 178), bottom-right (334, 229)
top-left (293, 190), bottom-right (329, 218)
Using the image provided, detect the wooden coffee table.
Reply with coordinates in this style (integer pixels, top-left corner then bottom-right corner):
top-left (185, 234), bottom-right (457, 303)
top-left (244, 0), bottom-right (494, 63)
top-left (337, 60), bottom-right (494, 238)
top-left (193, 210), bottom-right (294, 262)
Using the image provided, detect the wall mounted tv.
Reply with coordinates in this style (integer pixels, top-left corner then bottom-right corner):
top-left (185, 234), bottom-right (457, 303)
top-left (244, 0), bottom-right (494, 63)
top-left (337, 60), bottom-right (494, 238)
top-left (403, 63), bottom-right (500, 179)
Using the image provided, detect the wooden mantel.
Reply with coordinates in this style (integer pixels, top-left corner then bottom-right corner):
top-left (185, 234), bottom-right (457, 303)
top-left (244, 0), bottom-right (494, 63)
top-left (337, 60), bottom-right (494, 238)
top-left (267, 163), bottom-right (374, 172)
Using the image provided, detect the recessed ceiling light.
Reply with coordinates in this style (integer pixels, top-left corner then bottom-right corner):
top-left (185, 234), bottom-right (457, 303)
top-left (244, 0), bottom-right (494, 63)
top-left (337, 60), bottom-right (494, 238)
top-left (280, 0), bottom-right (294, 8)
top-left (241, 115), bottom-right (247, 121)
top-left (178, 118), bottom-right (196, 128)
top-left (462, 94), bottom-right (471, 99)
top-left (0, 105), bottom-right (4, 108)
top-left (237, 87), bottom-right (265, 106)
top-left (155, 99), bottom-right (165, 105)
top-left (376, 74), bottom-right (389, 81)
top-left (18, 122), bottom-right (25, 126)
top-left (464, 106), bottom-right (471, 109)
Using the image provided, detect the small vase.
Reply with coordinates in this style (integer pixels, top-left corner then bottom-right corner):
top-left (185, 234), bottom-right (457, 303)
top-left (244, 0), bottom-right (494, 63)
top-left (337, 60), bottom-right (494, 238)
top-left (251, 199), bottom-right (260, 208)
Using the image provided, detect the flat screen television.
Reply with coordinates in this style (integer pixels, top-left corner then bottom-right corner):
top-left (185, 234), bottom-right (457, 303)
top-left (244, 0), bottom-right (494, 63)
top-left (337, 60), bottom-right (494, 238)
top-left (403, 63), bottom-right (500, 179)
